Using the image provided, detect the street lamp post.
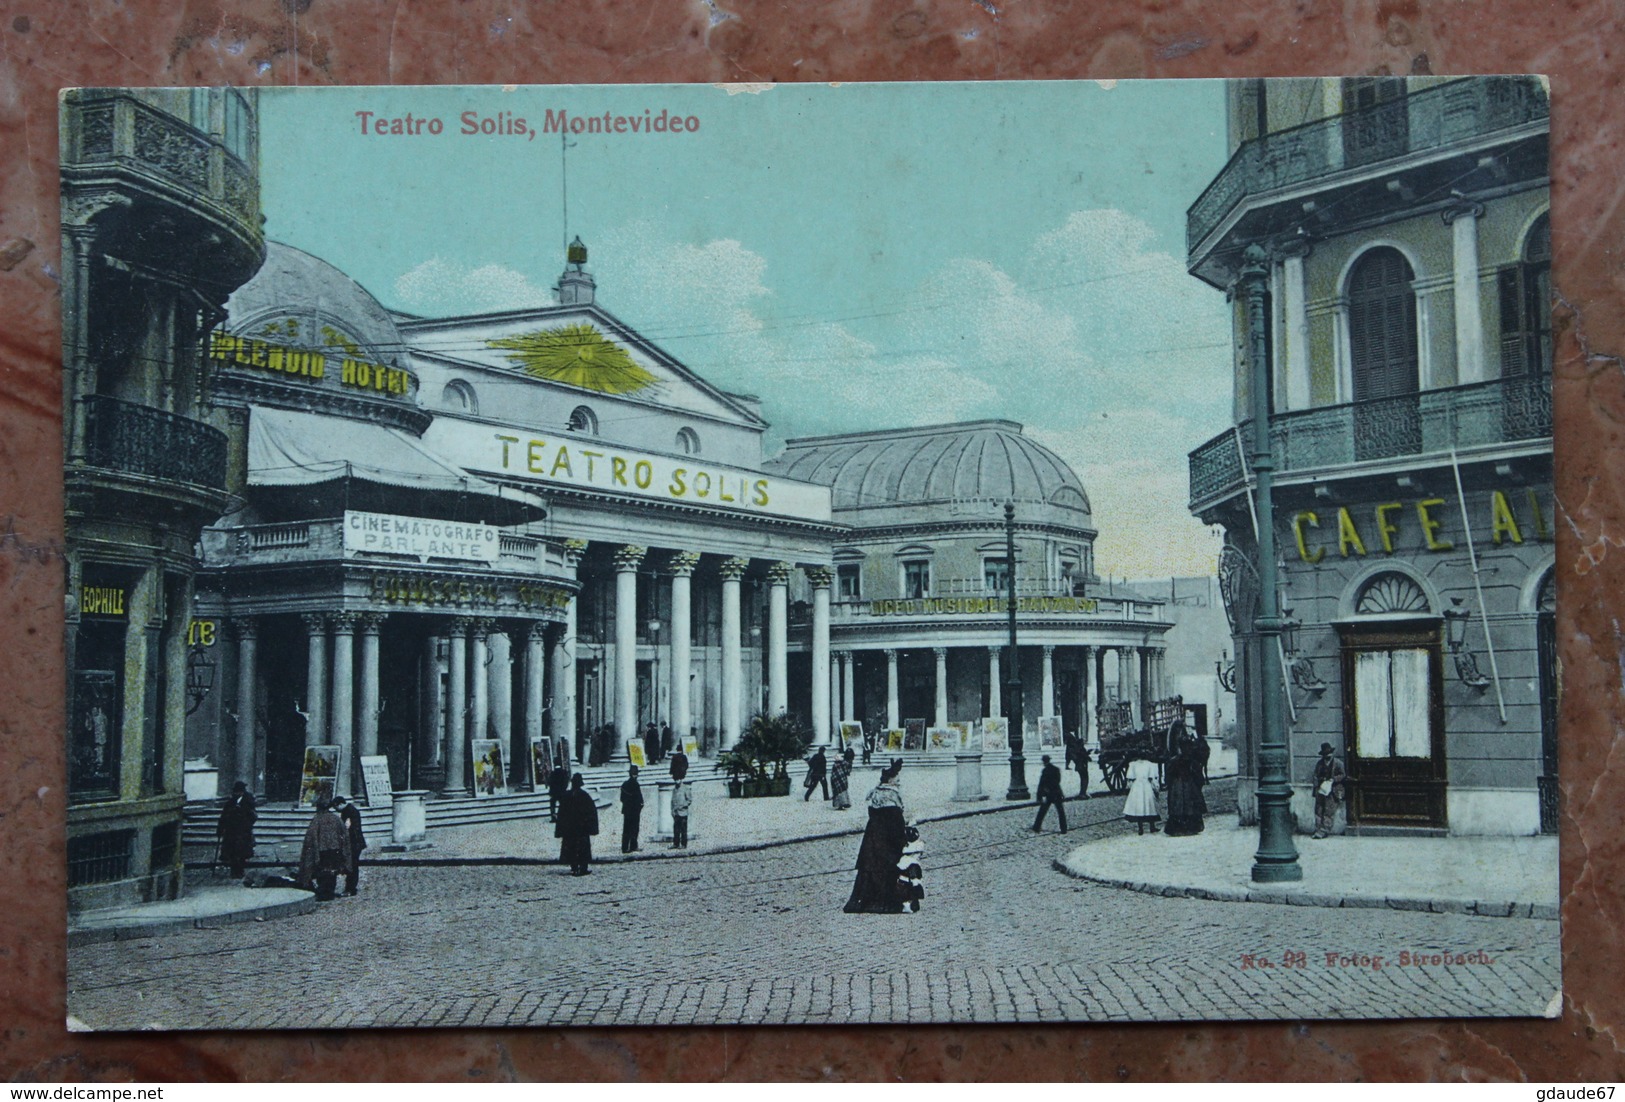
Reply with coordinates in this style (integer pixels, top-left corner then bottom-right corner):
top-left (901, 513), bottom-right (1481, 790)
top-left (1003, 502), bottom-right (1030, 801)
top-left (1241, 243), bottom-right (1303, 883)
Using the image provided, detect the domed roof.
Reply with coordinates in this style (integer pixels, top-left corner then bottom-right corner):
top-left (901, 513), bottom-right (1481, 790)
top-left (768, 420), bottom-right (1092, 528)
top-left (223, 241), bottom-right (405, 364)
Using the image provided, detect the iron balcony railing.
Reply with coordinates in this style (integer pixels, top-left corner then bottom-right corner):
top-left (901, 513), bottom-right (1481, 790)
top-left (81, 394), bottom-right (229, 491)
top-left (1187, 77), bottom-right (1548, 254)
top-left (1188, 375), bottom-right (1552, 509)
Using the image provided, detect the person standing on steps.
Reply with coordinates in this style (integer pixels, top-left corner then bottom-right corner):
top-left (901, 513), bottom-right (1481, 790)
top-left (1030, 754), bottom-right (1068, 834)
top-left (620, 764), bottom-right (645, 853)
top-left (216, 781), bottom-right (257, 880)
top-left (555, 774), bottom-right (599, 875)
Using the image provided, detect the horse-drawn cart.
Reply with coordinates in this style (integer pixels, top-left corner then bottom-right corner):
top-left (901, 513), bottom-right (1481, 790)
top-left (1094, 695), bottom-right (1185, 794)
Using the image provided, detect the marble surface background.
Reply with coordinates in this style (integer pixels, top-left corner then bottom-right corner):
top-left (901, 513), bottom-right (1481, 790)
top-left (2, 0), bottom-right (1621, 1081)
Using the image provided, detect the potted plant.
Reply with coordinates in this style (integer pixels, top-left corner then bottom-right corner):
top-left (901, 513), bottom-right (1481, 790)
top-left (741, 712), bottom-right (812, 798)
top-left (716, 749), bottom-right (752, 798)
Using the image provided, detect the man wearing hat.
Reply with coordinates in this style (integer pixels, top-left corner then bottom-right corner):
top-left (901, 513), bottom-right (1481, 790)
top-left (1311, 742), bottom-right (1347, 839)
top-left (1030, 754), bottom-right (1068, 835)
top-left (620, 764), bottom-right (645, 853)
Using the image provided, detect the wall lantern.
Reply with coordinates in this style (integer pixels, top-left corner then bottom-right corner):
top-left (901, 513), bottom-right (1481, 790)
top-left (1279, 606), bottom-right (1328, 694)
top-left (1443, 596), bottom-right (1494, 690)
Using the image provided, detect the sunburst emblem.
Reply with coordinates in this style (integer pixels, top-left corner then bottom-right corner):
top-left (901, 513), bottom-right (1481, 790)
top-left (487, 323), bottom-right (657, 396)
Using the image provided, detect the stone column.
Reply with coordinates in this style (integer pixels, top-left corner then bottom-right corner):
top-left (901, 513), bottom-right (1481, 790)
top-left (525, 623), bottom-right (545, 776)
top-left (839, 651), bottom-right (855, 724)
top-left (488, 623), bottom-right (513, 777)
top-left (1041, 645), bottom-right (1056, 717)
top-left (1117, 647), bottom-right (1134, 720)
top-left (330, 612), bottom-right (357, 796)
top-left (422, 633), bottom-right (445, 771)
top-left (719, 557), bottom-right (749, 750)
top-left (1138, 647), bottom-right (1152, 719)
top-left (987, 646), bottom-right (1002, 718)
top-left (357, 613), bottom-right (383, 759)
top-left (1093, 646), bottom-right (1107, 747)
top-left (301, 613), bottom-right (328, 748)
top-left (668, 552), bottom-right (700, 747)
top-left (231, 618), bottom-right (258, 790)
top-left (766, 561), bottom-right (791, 715)
top-left (1280, 241), bottom-right (1312, 410)
top-left (613, 545), bottom-right (646, 754)
top-left (470, 619), bottom-right (493, 751)
top-left (829, 650), bottom-right (841, 729)
top-left (445, 617), bottom-right (470, 792)
top-left (933, 647), bottom-right (949, 728)
top-left (807, 565), bottom-right (832, 742)
top-left (554, 540), bottom-right (584, 756)
top-left (1080, 646), bottom-right (1094, 746)
top-left (885, 648), bottom-right (900, 731)
top-left (1446, 199), bottom-right (1487, 383)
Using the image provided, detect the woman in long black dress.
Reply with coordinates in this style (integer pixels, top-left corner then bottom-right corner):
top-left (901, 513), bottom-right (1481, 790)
top-left (1163, 723), bottom-right (1210, 836)
top-left (844, 759), bottom-right (911, 913)
top-left (555, 774), bottom-right (600, 875)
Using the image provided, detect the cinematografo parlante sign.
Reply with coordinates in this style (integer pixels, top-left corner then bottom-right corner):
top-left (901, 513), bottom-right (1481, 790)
top-left (343, 510), bottom-right (499, 563)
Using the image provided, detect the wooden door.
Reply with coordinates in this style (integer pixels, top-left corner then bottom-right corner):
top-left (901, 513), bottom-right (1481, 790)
top-left (1339, 623), bottom-right (1447, 828)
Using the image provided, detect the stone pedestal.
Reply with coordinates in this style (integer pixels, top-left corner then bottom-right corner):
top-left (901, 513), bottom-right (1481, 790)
top-left (953, 753), bottom-right (988, 802)
top-left (380, 789), bottom-right (433, 852)
top-left (653, 780), bottom-right (674, 841)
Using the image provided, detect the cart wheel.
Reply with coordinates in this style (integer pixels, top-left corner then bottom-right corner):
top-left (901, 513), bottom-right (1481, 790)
top-left (1105, 761), bottom-right (1128, 794)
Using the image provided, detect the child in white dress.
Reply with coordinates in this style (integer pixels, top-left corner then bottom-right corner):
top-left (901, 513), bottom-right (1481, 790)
top-left (1123, 753), bottom-right (1161, 835)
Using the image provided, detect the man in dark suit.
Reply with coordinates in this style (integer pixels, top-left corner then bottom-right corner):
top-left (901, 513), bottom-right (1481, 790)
top-left (331, 795), bottom-right (367, 895)
top-left (620, 765), bottom-right (645, 853)
top-left (1030, 755), bottom-right (1068, 834)
top-left (803, 746), bottom-right (829, 801)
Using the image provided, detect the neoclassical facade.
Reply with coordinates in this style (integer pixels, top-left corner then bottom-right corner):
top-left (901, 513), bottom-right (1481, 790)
top-left (1186, 77), bottom-right (1553, 836)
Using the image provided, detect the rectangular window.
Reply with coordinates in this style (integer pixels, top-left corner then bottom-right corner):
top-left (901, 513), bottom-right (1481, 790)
top-left (1353, 648), bottom-right (1432, 759)
top-left (902, 561), bottom-right (930, 600)
top-left (837, 564), bottom-right (861, 600)
top-left (67, 830), bottom-right (135, 887)
top-left (984, 558), bottom-right (1010, 595)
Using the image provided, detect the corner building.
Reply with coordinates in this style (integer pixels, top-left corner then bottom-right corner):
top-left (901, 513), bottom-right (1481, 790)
top-left (1186, 77), bottom-right (1554, 836)
top-left (61, 89), bottom-right (266, 910)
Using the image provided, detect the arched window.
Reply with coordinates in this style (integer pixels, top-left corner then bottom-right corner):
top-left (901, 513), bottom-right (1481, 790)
top-left (1499, 212), bottom-right (1551, 377)
top-left (441, 379), bottom-right (478, 414)
top-left (676, 427), bottom-right (701, 455)
top-left (1348, 247), bottom-right (1421, 460)
top-left (1354, 571), bottom-right (1430, 616)
top-left (567, 405), bottom-right (598, 435)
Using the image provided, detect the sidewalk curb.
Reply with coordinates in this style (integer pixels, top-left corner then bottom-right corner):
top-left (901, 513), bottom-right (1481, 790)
top-left (1050, 856), bottom-right (1559, 921)
top-left (69, 893), bottom-right (319, 947)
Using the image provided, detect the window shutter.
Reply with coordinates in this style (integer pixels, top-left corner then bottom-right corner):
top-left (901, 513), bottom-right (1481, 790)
top-left (1349, 248), bottom-right (1419, 401)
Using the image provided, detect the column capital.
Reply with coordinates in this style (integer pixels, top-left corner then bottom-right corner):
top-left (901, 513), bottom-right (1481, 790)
top-left (613, 545), bottom-right (647, 572)
top-left (988, 645), bottom-right (1002, 657)
top-left (299, 613), bottom-right (328, 633)
top-left (358, 612), bottom-right (386, 634)
top-left (329, 611), bottom-right (360, 634)
top-left (525, 621), bottom-right (549, 643)
top-left (449, 616), bottom-right (475, 634)
top-left (470, 617), bottom-right (499, 638)
top-left (561, 538), bottom-right (588, 567)
top-left (884, 648), bottom-right (898, 662)
top-left (230, 616), bottom-right (258, 641)
top-left (1042, 644), bottom-right (1055, 658)
top-left (667, 551), bottom-right (702, 577)
top-left (1441, 197), bottom-right (1486, 225)
top-left (719, 556), bottom-right (750, 581)
top-left (1273, 233), bottom-right (1313, 261)
top-left (766, 561), bottom-right (793, 586)
top-left (804, 564), bottom-right (834, 589)
top-left (933, 647), bottom-right (948, 660)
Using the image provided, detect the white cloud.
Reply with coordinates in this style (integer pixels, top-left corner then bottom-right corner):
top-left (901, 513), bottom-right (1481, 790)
top-left (393, 258), bottom-right (553, 315)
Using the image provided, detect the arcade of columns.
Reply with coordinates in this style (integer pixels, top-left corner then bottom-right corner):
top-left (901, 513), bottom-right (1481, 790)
top-left (221, 541), bottom-right (1167, 793)
top-left (829, 641), bottom-right (1168, 746)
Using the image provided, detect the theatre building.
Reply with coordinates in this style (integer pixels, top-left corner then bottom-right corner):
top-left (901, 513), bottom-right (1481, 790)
top-left (1185, 77), bottom-right (1553, 835)
top-left (62, 88), bottom-right (266, 909)
top-left (768, 423), bottom-right (1173, 742)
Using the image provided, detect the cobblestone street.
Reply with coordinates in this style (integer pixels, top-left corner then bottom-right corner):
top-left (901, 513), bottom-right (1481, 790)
top-left (68, 788), bottom-right (1561, 1029)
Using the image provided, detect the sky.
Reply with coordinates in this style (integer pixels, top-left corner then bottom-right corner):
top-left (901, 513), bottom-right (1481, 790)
top-left (259, 81), bottom-right (1233, 580)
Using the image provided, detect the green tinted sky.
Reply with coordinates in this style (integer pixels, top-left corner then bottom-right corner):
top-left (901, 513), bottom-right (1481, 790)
top-left (259, 81), bottom-right (1232, 577)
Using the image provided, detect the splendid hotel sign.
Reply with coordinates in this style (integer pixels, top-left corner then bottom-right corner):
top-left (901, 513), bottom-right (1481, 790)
top-left (343, 510), bottom-right (500, 563)
top-left (424, 422), bottom-right (833, 523)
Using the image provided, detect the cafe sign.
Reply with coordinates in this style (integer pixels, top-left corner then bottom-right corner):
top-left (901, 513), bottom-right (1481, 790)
top-left (344, 511), bottom-right (499, 564)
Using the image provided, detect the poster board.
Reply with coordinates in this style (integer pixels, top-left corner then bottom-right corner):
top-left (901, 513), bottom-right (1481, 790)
top-left (682, 736), bottom-right (700, 760)
top-left (358, 754), bottom-right (393, 808)
top-left (554, 738), bottom-right (573, 772)
top-left (471, 739), bottom-right (507, 797)
top-left (982, 718), bottom-right (1009, 752)
top-left (948, 721), bottom-right (974, 750)
top-left (838, 722), bottom-right (864, 751)
top-left (927, 727), bottom-right (954, 751)
top-left (884, 728), bottom-right (905, 751)
top-left (1038, 715), bottom-right (1064, 748)
top-left (904, 718), bottom-right (926, 745)
top-left (627, 737), bottom-right (647, 768)
top-left (297, 745), bottom-right (340, 807)
top-left (530, 738), bottom-right (551, 789)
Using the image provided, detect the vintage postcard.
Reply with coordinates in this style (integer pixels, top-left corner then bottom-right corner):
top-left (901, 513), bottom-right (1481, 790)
top-left (61, 79), bottom-right (1558, 1028)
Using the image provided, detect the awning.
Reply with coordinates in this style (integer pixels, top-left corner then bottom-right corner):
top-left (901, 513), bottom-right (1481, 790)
top-left (248, 407), bottom-right (546, 519)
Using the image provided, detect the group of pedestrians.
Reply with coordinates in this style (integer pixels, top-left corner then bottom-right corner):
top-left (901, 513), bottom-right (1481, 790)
top-left (550, 746), bottom-right (696, 874)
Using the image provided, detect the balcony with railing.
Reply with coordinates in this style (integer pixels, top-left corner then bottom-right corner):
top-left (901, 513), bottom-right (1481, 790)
top-left (1188, 375), bottom-right (1552, 511)
top-left (63, 89), bottom-right (262, 263)
top-left (80, 394), bottom-right (228, 491)
top-left (1187, 77), bottom-right (1548, 255)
